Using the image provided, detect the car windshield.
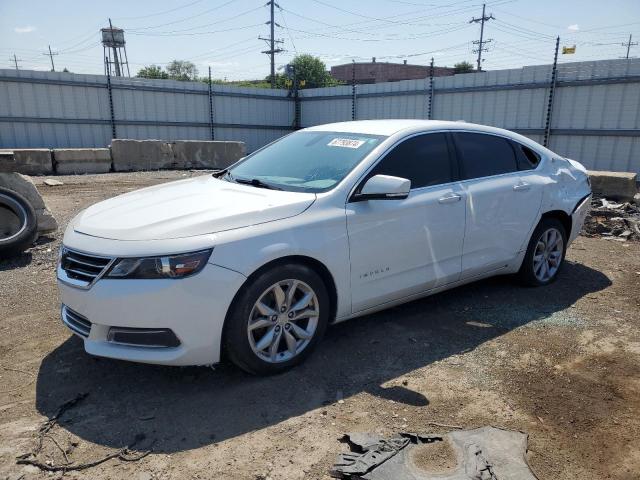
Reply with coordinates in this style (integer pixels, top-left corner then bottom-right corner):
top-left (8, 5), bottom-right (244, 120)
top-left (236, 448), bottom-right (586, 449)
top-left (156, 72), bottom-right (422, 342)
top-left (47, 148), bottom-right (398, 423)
top-left (227, 131), bottom-right (387, 193)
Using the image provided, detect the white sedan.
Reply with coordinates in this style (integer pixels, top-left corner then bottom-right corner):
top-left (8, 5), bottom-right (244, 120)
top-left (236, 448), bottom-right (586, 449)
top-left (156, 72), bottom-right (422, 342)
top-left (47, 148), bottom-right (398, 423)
top-left (58, 120), bottom-right (591, 374)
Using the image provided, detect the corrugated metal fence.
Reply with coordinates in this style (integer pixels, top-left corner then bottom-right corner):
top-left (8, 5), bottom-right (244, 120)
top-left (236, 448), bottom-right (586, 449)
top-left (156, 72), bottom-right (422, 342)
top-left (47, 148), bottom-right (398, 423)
top-left (300, 59), bottom-right (640, 173)
top-left (0, 70), bottom-right (294, 152)
top-left (1, 58), bottom-right (639, 172)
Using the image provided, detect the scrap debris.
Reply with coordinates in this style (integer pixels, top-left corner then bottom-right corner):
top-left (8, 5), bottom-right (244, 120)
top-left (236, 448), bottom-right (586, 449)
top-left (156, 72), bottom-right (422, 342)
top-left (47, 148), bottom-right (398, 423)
top-left (16, 392), bottom-right (151, 473)
top-left (330, 427), bottom-right (537, 479)
top-left (583, 197), bottom-right (640, 241)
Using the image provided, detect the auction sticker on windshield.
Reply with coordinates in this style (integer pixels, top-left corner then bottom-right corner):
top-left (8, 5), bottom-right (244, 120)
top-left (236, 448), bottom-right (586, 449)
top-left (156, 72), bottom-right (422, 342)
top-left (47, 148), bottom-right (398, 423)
top-left (327, 138), bottom-right (365, 149)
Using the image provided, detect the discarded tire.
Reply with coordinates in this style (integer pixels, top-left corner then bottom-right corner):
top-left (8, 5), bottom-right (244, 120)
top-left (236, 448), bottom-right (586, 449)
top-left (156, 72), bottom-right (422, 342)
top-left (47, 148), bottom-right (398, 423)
top-left (0, 186), bottom-right (38, 258)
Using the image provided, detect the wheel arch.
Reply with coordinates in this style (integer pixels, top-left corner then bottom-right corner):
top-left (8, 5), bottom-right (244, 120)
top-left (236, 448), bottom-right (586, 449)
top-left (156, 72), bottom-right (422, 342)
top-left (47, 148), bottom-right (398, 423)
top-left (540, 209), bottom-right (572, 239)
top-left (220, 255), bottom-right (339, 358)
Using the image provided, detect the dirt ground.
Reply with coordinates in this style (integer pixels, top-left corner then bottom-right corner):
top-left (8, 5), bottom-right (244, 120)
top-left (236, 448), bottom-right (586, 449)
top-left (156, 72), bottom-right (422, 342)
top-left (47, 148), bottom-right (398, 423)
top-left (0, 171), bottom-right (639, 480)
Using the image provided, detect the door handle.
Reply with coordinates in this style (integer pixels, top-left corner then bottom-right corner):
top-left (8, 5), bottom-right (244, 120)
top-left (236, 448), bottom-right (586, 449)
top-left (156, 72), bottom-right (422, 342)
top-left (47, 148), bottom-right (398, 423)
top-left (438, 193), bottom-right (462, 204)
top-left (513, 182), bottom-right (531, 192)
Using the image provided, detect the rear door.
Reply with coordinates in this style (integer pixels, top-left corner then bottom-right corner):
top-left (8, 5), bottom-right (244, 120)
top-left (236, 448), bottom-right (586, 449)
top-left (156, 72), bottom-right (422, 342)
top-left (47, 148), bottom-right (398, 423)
top-left (346, 132), bottom-right (466, 312)
top-left (452, 132), bottom-right (543, 279)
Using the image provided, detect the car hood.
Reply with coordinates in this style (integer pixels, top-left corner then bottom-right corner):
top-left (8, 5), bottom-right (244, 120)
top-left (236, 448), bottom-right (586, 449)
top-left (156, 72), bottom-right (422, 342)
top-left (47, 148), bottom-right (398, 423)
top-left (73, 175), bottom-right (316, 241)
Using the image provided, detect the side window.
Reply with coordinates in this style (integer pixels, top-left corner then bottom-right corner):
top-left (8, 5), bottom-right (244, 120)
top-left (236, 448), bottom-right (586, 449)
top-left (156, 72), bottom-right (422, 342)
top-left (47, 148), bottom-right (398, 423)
top-left (512, 142), bottom-right (541, 170)
top-left (454, 132), bottom-right (518, 180)
top-left (369, 133), bottom-right (453, 189)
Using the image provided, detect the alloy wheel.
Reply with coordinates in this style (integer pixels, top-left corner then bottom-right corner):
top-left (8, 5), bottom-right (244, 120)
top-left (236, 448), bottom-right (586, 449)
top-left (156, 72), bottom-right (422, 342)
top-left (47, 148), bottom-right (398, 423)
top-left (247, 279), bottom-right (320, 363)
top-left (533, 227), bottom-right (564, 282)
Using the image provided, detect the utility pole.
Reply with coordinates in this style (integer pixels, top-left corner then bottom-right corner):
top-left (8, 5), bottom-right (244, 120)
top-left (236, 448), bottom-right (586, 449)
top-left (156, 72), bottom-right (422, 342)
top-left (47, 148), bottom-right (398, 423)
top-left (43, 45), bottom-right (58, 71)
top-left (622, 34), bottom-right (637, 59)
top-left (259, 0), bottom-right (284, 88)
top-left (10, 54), bottom-right (21, 71)
top-left (470, 4), bottom-right (494, 71)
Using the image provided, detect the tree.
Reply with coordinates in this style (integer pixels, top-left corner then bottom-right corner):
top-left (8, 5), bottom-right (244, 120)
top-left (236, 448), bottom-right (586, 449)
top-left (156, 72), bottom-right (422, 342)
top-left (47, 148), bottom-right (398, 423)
top-left (166, 60), bottom-right (198, 81)
top-left (454, 61), bottom-right (475, 74)
top-left (136, 65), bottom-right (169, 79)
top-left (267, 54), bottom-right (341, 89)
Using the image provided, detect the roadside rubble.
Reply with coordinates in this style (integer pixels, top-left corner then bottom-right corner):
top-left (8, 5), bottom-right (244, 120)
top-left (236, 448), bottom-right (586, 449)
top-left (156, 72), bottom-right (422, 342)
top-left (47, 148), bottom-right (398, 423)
top-left (330, 427), bottom-right (537, 479)
top-left (583, 196), bottom-right (640, 241)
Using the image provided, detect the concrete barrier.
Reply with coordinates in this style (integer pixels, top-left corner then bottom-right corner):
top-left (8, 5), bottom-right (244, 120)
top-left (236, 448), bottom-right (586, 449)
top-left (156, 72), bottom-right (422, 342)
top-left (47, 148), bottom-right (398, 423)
top-left (0, 149), bottom-right (53, 175)
top-left (53, 148), bottom-right (111, 174)
top-left (111, 140), bottom-right (245, 172)
top-left (172, 140), bottom-right (246, 169)
top-left (588, 170), bottom-right (638, 202)
top-left (0, 172), bottom-right (58, 234)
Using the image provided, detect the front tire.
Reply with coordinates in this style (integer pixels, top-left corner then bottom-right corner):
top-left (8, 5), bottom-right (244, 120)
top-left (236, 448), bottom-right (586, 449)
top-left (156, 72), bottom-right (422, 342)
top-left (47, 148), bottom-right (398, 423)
top-left (518, 217), bottom-right (567, 286)
top-left (223, 263), bottom-right (329, 375)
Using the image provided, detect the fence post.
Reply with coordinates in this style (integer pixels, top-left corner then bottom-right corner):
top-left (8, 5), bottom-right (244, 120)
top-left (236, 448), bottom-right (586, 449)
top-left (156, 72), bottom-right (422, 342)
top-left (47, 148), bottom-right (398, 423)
top-left (351, 60), bottom-right (357, 120)
top-left (428, 57), bottom-right (435, 120)
top-left (105, 57), bottom-right (116, 140)
top-left (208, 66), bottom-right (215, 141)
top-left (543, 36), bottom-right (560, 148)
top-left (294, 69), bottom-right (301, 130)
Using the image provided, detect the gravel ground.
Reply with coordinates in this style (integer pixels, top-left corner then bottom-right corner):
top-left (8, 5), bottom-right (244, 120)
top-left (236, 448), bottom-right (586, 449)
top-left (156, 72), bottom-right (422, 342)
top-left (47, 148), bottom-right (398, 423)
top-left (1, 171), bottom-right (639, 480)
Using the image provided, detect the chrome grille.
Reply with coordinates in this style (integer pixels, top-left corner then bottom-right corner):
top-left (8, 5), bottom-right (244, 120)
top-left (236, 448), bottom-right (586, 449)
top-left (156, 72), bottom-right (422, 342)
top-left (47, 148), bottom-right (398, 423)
top-left (59, 247), bottom-right (113, 287)
top-left (62, 305), bottom-right (92, 338)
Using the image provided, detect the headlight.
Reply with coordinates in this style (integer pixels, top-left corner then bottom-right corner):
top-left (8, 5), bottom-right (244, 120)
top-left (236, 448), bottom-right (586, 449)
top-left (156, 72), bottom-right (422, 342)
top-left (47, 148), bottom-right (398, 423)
top-left (105, 249), bottom-right (212, 279)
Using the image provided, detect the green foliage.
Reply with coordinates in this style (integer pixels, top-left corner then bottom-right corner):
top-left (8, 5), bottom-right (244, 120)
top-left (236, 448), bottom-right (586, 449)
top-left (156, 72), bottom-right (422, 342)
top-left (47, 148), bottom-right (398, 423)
top-left (136, 65), bottom-right (169, 79)
top-left (454, 61), bottom-right (475, 74)
top-left (265, 54), bottom-right (342, 89)
top-left (166, 60), bottom-right (198, 81)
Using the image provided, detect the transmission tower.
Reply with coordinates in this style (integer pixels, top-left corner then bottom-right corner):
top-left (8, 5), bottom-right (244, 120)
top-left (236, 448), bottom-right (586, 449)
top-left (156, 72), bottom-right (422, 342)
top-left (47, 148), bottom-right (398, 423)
top-left (469, 3), bottom-right (494, 71)
top-left (259, 0), bottom-right (284, 88)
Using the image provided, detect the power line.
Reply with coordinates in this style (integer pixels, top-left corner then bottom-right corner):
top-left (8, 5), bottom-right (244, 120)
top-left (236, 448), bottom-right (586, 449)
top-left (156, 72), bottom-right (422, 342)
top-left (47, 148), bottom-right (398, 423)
top-left (278, 7), bottom-right (298, 54)
top-left (113, 0), bottom-right (207, 21)
top-left (470, 3), bottom-right (494, 71)
top-left (126, 0), bottom-right (238, 32)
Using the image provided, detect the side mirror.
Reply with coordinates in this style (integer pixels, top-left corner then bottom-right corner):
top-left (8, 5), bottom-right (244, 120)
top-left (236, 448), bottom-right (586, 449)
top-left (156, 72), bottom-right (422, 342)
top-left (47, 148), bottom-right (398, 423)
top-left (353, 174), bottom-right (411, 201)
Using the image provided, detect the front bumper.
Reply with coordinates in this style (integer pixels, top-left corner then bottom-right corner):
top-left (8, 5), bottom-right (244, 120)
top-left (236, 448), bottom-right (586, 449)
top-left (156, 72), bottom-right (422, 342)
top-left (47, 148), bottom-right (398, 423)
top-left (57, 262), bottom-right (246, 366)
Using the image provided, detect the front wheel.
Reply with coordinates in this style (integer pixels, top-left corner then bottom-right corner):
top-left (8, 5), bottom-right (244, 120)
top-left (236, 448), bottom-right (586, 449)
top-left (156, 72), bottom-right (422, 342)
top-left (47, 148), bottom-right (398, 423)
top-left (223, 263), bottom-right (329, 375)
top-left (518, 218), bottom-right (567, 286)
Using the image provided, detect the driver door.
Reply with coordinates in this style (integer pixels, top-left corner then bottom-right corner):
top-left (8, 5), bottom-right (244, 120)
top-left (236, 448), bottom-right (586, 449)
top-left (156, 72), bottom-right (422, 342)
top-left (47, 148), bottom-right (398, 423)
top-left (346, 133), bottom-right (466, 313)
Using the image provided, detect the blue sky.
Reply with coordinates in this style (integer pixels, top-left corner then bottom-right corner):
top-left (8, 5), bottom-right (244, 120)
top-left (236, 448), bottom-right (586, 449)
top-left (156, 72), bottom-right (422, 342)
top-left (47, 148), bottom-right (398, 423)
top-left (1, 0), bottom-right (639, 79)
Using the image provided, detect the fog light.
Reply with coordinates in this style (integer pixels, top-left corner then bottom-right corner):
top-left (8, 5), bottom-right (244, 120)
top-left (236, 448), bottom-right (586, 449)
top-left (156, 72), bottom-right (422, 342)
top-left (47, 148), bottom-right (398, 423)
top-left (107, 327), bottom-right (180, 348)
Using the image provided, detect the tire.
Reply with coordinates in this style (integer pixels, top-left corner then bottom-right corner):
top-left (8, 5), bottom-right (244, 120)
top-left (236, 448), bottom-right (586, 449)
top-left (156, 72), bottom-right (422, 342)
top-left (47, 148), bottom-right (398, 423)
top-left (518, 217), bottom-right (567, 287)
top-left (223, 263), bottom-right (330, 375)
top-left (0, 187), bottom-right (37, 258)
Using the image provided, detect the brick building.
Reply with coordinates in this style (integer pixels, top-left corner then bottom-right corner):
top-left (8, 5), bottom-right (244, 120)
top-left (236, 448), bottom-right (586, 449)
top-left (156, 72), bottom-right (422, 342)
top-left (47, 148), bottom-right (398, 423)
top-left (330, 58), bottom-right (455, 84)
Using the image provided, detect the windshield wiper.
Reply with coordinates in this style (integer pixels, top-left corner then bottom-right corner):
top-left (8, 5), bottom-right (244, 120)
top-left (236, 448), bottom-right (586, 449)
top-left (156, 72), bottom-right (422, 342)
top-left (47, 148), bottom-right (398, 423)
top-left (233, 177), bottom-right (283, 190)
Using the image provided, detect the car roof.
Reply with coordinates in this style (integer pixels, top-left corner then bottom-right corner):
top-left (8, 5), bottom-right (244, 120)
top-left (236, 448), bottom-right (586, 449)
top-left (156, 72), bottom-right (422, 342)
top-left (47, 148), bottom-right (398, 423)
top-left (303, 119), bottom-right (517, 138)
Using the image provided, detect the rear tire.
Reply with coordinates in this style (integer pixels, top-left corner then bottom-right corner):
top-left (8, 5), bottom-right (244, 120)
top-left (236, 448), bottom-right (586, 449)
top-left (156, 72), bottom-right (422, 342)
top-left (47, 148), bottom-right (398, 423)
top-left (0, 187), bottom-right (37, 258)
top-left (223, 263), bottom-right (329, 375)
top-left (518, 217), bottom-right (567, 287)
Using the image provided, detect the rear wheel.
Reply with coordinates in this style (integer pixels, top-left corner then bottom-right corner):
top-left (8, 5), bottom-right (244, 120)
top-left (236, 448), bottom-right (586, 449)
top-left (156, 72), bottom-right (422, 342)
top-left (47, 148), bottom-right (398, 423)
top-left (518, 217), bottom-right (567, 286)
top-left (224, 263), bottom-right (329, 375)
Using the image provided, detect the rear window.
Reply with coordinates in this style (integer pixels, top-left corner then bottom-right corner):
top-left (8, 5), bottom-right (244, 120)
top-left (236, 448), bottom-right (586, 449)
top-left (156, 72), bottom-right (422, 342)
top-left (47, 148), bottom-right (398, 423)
top-left (513, 142), bottom-right (541, 170)
top-left (454, 132), bottom-right (518, 180)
